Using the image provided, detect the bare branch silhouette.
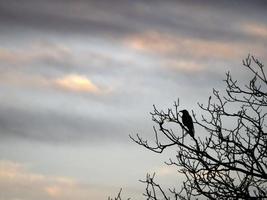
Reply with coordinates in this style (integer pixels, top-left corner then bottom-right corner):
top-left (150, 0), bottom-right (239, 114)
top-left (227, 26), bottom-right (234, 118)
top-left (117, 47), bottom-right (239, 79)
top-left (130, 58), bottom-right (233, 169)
top-left (128, 55), bottom-right (267, 199)
top-left (108, 188), bottom-right (130, 200)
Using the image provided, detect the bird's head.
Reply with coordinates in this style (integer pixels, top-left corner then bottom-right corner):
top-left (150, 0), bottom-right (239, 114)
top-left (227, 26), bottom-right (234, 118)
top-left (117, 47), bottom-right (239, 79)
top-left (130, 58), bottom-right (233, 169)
top-left (180, 109), bottom-right (189, 115)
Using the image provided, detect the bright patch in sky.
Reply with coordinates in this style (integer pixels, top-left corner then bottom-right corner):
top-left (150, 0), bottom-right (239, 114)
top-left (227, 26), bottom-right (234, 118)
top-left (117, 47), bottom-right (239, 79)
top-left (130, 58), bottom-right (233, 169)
top-left (54, 74), bottom-right (100, 93)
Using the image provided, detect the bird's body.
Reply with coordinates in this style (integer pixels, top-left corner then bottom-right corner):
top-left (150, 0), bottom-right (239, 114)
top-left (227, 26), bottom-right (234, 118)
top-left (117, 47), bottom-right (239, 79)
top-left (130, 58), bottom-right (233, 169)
top-left (180, 110), bottom-right (194, 137)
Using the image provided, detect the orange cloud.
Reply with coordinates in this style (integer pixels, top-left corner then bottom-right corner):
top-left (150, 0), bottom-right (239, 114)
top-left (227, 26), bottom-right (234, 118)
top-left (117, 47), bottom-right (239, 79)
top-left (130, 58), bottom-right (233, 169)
top-left (0, 160), bottom-right (23, 179)
top-left (0, 160), bottom-right (118, 200)
top-left (0, 160), bottom-right (69, 184)
top-left (156, 166), bottom-right (176, 176)
top-left (0, 41), bottom-right (71, 64)
top-left (0, 72), bottom-right (112, 95)
top-left (125, 31), bottom-right (261, 59)
top-left (54, 74), bottom-right (100, 93)
top-left (164, 60), bottom-right (205, 72)
top-left (127, 31), bottom-right (177, 54)
top-left (242, 22), bottom-right (267, 38)
top-left (45, 185), bottom-right (62, 197)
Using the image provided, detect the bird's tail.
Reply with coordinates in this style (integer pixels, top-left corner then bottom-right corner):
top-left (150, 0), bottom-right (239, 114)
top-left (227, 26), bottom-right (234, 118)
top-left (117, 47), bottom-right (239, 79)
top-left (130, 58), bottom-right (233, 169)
top-left (189, 128), bottom-right (194, 138)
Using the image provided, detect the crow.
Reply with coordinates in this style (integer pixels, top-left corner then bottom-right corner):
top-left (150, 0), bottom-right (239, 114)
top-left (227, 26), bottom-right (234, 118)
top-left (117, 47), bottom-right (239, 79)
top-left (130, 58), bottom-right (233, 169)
top-left (180, 110), bottom-right (194, 137)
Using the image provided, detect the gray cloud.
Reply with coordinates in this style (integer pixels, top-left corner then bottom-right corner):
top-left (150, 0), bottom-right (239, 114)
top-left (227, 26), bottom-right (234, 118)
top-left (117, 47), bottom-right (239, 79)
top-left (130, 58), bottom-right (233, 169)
top-left (0, 99), bottom-right (132, 143)
top-left (0, 0), bottom-right (134, 37)
top-left (1, 0), bottom-right (266, 42)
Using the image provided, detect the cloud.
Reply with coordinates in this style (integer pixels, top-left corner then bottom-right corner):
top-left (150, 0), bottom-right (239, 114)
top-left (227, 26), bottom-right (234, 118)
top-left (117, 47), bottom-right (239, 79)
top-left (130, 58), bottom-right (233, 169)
top-left (153, 165), bottom-right (177, 177)
top-left (125, 31), bottom-right (264, 59)
top-left (0, 72), bottom-right (49, 90)
top-left (0, 75), bottom-right (142, 144)
top-left (1, 0), bottom-right (267, 49)
top-left (0, 0), bottom-right (135, 37)
top-left (164, 60), bottom-right (205, 73)
top-left (0, 71), bottom-right (109, 95)
top-left (53, 74), bottom-right (101, 93)
top-left (0, 160), bottom-right (74, 193)
top-left (45, 185), bottom-right (62, 197)
top-left (0, 41), bottom-right (71, 65)
top-left (0, 160), bottom-right (117, 200)
top-left (242, 22), bottom-right (267, 38)
top-left (126, 31), bottom-right (177, 54)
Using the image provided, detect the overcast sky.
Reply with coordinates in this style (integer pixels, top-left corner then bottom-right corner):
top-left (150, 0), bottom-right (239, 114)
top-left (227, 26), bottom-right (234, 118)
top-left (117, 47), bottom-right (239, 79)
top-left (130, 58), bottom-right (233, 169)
top-left (0, 0), bottom-right (267, 199)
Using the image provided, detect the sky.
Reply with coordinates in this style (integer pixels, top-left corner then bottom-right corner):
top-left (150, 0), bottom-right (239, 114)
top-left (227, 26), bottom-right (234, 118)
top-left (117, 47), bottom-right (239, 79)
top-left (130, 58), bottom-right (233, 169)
top-left (0, 0), bottom-right (267, 199)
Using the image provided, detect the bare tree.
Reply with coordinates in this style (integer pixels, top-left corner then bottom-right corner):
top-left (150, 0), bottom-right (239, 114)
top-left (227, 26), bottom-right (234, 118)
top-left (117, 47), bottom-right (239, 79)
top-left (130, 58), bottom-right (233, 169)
top-left (130, 55), bottom-right (267, 199)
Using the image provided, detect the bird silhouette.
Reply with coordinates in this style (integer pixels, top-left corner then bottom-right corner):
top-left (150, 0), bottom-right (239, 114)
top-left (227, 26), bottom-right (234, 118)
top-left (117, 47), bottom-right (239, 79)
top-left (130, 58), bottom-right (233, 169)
top-left (180, 110), bottom-right (194, 137)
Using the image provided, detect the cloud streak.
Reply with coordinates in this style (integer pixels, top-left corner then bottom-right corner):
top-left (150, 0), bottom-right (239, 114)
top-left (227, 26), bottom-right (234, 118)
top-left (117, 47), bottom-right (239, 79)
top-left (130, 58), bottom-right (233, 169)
top-left (0, 42), bottom-right (71, 65)
top-left (0, 160), bottom-right (117, 200)
top-left (242, 22), bottom-right (267, 38)
top-left (125, 31), bottom-right (265, 60)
